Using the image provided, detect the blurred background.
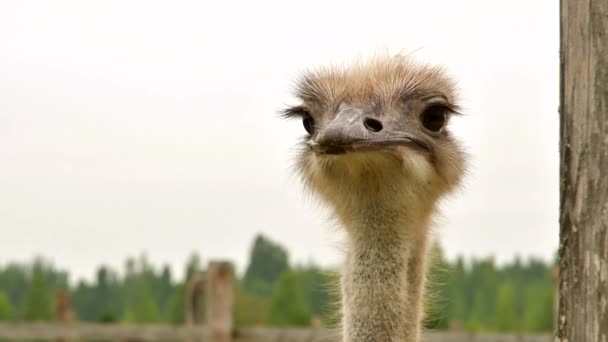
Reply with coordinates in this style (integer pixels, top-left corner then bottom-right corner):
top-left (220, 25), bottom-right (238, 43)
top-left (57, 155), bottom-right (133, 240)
top-left (0, 0), bottom-right (558, 336)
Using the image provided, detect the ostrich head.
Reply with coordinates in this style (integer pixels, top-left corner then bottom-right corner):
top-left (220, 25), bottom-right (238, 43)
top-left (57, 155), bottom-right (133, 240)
top-left (283, 55), bottom-right (466, 225)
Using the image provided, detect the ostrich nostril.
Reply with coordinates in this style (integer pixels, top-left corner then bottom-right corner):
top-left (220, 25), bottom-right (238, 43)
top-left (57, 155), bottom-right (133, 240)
top-left (363, 117), bottom-right (383, 132)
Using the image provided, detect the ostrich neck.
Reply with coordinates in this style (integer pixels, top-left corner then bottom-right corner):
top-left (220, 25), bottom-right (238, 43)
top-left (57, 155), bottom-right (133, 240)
top-left (340, 206), bottom-right (431, 342)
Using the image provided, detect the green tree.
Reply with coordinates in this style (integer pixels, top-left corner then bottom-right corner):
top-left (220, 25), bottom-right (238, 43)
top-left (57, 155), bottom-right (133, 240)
top-left (522, 286), bottom-right (554, 332)
top-left (124, 283), bottom-right (160, 323)
top-left (293, 264), bottom-right (332, 316)
top-left (94, 266), bottom-right (123, 322)
top-left (156, 264), bottom-right (173, 314)
top-left (467, 288), bottom-right (487, 332)
top-left (0, 291), bottom-right (14, 320)
top-left (164, 283), bottom-right (186, 324)
top-left (242, 235), bottom-right (289, 298)
top-left (468, 258), bottom-right (499, 328)
top-left (0, 264), bottom-right (28, 311)
top-left (267, 271), bottom-right (310, 326)
top-left (21, 262), bottom-right (53, 321)
top-left (495, 282), bottom-right (517, 331)
top-left (234, 289), bottom-right (270, 326)
top-left (465, 316), bottom-right (483, 332)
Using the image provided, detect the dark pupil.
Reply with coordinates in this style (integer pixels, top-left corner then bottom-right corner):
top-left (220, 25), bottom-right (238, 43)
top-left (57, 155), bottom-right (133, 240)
top-left (302, 115), bottom-right (314, 135)
top-left (421, 105), bottom-right (447, 133)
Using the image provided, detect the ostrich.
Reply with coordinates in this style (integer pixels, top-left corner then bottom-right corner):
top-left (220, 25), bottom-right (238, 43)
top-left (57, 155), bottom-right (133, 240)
top-left (282, 54), bottom-right (467, 342)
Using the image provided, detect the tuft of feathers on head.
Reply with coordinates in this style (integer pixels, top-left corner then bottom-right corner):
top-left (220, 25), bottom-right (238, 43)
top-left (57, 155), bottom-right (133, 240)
top-left (282, 53), bottom-right (462, 116)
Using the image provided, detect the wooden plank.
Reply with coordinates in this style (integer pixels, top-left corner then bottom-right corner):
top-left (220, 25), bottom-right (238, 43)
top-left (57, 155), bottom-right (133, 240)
top-left (0, 322), bottom-right (553, 342)
top-left (234, 326), bottom-right (335, 342)
top-left (0, 322), bottom-right (204, 340)
top-left (558, 0), bottom-right (608, 340)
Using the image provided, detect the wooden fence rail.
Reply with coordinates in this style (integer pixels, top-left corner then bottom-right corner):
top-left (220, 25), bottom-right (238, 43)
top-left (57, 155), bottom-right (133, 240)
top-left (0, 322), bottom-right (552, 342)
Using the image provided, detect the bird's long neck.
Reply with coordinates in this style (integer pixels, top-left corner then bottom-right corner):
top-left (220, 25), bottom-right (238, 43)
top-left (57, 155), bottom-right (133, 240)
top-left (339, 206), bottom-right (432, 342)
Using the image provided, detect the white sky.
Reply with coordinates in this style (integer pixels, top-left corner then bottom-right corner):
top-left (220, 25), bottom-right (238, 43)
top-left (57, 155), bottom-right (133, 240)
top-left (0, 0), bottom-right (559, 282)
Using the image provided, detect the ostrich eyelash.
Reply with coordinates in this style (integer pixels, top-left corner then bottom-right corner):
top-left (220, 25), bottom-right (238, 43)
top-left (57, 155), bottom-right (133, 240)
top-left (416, 94), bottom-right (463, 116)
top-left (280, 105), bottom-right (310, 119)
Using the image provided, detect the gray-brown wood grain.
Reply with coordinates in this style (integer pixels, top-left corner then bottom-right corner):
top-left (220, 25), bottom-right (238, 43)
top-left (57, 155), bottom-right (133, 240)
top-left (558, 0), bottom-right (608, 341)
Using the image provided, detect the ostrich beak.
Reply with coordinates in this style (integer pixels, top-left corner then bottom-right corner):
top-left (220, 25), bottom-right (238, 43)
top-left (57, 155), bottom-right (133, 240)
top-left (311, 108), bottom-right (430, 155)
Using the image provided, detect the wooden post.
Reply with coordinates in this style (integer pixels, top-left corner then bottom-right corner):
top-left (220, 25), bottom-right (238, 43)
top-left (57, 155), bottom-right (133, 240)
top-left (55, 290), bottom-right (76, 323)
top-left (206, 261), bottom-right (234, 342)
top-left (186, 272), bottom-right (207, 326)
top-left (55, 290), bottom-right (77, 342)
top-left (558, 0), bottom-right (608, 340)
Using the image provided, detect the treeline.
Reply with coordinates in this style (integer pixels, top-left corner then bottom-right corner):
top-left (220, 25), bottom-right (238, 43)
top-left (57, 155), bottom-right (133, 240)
top-left (0, 234), bottom-right (556, 332)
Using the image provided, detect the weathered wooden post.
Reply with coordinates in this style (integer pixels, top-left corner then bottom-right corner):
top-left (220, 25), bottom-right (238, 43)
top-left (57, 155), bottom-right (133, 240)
top-left (557, 0), bottom-right (608, 340)
top-left (206, 261), bottom-right (234, 342)
top-left (55, 290), bottom-right (76, 342)
top-left (55, 290), bottom-right (76, 323)
top-left (186, 272), bottom-right (207, 326)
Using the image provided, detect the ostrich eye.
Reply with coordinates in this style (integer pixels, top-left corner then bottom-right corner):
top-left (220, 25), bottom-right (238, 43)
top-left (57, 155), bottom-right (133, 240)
top-left (302, 113), bottom-right (315, 135)
top-left (420, 105), bottom-right (448, 133)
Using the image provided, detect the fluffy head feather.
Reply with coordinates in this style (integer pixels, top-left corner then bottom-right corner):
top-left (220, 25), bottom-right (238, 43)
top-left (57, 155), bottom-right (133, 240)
top-left (284, 54), bottom-right (467, 221)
